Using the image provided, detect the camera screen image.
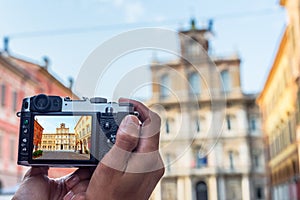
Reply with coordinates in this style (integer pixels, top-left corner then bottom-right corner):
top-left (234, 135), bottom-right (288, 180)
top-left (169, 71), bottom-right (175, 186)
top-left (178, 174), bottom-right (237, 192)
top-left (33, 115), bottom-right (92, 161)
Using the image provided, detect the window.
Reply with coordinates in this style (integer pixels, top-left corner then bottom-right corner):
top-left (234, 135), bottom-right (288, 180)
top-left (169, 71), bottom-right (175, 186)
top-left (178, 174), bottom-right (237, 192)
top-left (196, 181), bottom-right (208, 200)
top-left (221, 70), bottom-right (231, 92)
top-left (188, 72), bottom-right (201, 95)
top-left (160, 74), bottom-right (170, 99)
top-left (1, 84), bottom-right (6, 106)
top-left (195, 117), bottom-right (200, 133)
top-left (255, 187), bottom-right (264, 199)
top-left (250, 117), bottom-right (257, 131)
top-left (165, 118), bottom-right (170, 134)
top-left (229, 151), bottom-right (234, 169)
top-left (196, 154), bottom-right (207, 168)
top-left (185, 38), bottom-right (201, 56)
top-left (226, 115), bottom-right (232, 130)
top-left (12, 91), bottom-right (18, 111)
top-left (253, 154), bottom-right (260, 168)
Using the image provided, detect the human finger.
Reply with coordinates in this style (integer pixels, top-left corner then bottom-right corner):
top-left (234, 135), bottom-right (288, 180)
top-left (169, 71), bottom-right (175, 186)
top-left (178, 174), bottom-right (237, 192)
top-left (119, 98), bottom-right (161, 147)
top-left (71, 193), bottom-right (86, 200)
top-left (137, 113), bottom-right (161, 153)
top-left (85, 115), bottom-right (140, 198)
top-left (119, 98), bottom-right (151, 122)
top-left (99, 114), bottom-right (140, 172)
top-left (63, 180), bottom-right (89, 200)
top-left (65, 168), bottom-right (93, 190)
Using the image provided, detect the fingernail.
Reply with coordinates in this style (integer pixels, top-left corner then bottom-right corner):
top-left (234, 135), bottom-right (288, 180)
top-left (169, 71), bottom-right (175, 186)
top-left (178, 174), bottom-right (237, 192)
top-left (65, 175), bottom-right (80, 189)
top-left (64, 190), bottom-right (74, 200)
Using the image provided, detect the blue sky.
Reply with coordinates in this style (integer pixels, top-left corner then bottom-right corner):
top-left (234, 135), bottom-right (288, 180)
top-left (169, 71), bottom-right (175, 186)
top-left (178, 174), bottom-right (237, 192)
top-left (35, 115), bottom-right (82, 133)
top-left (0, 0), bottom-right (286, 99)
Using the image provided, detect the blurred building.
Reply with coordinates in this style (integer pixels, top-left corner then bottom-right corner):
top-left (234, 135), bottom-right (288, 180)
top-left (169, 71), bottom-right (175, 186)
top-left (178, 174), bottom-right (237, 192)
top-left (0, 52), bottom-right (75, 190)
top-left (257, 0), bottom-right (300, 199)
top-left (148, 20), bottom-right (266, 200)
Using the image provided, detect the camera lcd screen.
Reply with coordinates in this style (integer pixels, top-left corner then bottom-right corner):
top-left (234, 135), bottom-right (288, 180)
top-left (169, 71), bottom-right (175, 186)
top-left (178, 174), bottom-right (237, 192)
top-left (32, 115), bottom-right (92, 161)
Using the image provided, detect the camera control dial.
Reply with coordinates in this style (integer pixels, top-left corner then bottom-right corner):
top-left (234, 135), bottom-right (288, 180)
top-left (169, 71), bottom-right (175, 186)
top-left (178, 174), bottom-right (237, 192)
top-left (90, 97), bottom-right (107, 103)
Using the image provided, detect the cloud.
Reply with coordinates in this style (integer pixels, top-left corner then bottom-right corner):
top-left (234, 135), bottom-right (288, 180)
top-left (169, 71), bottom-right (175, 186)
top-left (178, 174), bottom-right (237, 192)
top-left (124, 1), bottom-right (145, 23)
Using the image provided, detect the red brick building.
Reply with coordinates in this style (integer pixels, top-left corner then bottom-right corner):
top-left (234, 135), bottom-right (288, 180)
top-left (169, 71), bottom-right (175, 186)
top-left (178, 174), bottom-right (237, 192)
top-left (33, 120), bottom-right (44, 151)
top-left (0, 51), bottom-right (75, 190)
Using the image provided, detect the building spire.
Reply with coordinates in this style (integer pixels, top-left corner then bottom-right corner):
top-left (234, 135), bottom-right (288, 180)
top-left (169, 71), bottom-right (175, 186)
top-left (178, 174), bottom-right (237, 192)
top-left (3, 36), bottom-right (9, 52)
top-left (190, 18), bottom-right (196, 30)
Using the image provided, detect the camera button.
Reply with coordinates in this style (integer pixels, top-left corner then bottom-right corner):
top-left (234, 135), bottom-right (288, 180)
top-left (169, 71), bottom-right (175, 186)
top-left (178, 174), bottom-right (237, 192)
top-left (22, 147), bottom-right (27, 152)
top-left (22, 138), bottom-right (27, 143)
top-left (104, 122), bottom-right (111, 130)
top-left (110, 135), bottom-right (116, 143)
top-left (23, 128), bottom-right (28, 134)
top-left (23, 119), bottom-right (29, 125)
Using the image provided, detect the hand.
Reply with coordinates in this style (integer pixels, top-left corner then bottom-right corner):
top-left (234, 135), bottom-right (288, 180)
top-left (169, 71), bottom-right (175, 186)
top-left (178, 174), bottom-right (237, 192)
top-left (12, 167), bottom-right (92, 200)
top-left (67, 98), bottom-right (165, 200)
top-left (13, 98), bottom-right (164, 200)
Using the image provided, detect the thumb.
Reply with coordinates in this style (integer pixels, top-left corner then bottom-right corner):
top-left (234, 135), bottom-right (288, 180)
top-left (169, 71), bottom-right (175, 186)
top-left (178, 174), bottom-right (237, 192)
top-left (100, 115), bottom-right (140, 171)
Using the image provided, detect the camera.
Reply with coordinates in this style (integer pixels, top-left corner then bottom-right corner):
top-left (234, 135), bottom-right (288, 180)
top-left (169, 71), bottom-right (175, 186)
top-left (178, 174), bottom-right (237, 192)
top-left (17, 94), bottom-right (137, 167)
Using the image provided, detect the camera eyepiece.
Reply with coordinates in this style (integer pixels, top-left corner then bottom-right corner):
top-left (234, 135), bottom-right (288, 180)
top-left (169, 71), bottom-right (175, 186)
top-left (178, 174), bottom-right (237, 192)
top-left (32, 94), bottom-right (51, 112)
top-left (30, 94), bottom-right (62, 112)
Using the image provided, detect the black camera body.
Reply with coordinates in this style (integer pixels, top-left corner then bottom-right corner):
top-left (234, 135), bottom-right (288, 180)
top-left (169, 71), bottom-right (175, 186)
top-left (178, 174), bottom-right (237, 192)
top-left (17, 94), bottom-right (136, 167)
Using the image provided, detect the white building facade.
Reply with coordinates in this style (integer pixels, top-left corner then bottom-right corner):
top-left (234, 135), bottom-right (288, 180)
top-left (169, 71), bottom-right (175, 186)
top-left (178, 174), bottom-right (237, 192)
top-left (148, 21), bottom-right (266, 200)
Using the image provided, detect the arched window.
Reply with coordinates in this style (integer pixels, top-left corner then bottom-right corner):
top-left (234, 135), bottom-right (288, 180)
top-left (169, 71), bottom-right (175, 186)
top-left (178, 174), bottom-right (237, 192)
top-left (196, 181), bottom-right (208, 200)
top-left (188, 72), bottom-right (201, 95)
top-left (221, 70), bottom-right (231, 92)
top-left (160, 74), bottom-right (170, 99)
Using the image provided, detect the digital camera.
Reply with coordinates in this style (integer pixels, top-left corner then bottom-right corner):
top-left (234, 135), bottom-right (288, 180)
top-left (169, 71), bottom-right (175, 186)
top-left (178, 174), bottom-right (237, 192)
top-left (17, 94), bottom-right (137, 167)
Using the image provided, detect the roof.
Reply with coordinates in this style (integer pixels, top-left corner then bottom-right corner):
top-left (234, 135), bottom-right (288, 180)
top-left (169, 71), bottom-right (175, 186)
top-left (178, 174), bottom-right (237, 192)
top-left (0, 51), bottom-right (76, 98)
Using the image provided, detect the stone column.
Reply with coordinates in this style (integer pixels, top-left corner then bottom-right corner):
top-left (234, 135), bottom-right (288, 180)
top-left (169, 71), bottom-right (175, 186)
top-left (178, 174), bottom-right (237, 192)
top-left (218, 176), bottom-right (226, 200)
top-left (177, 177), bottom-right (185, 200)
top-left (242, 175), bottom-right (250, 200)
top-left (208, 175), bottom-right (218, 200)
top-left (176, 176), bottom-right (193, 200)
